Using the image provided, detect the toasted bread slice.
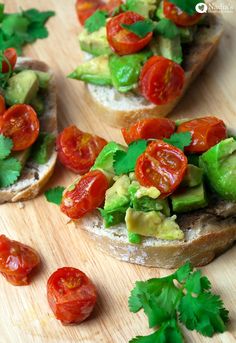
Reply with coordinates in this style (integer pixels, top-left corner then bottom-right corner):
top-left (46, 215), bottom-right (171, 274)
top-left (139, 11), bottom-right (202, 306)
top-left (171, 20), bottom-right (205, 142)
top-left (78, 198), bottom-right (236, 269)
top-left (86, 13), bottom-right (223, 128)
top-left (0, 57), bottom-right (57, 204)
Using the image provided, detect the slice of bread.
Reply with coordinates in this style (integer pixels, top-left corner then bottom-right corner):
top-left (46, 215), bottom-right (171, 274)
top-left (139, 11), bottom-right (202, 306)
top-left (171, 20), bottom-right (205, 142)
top-left (78, 198), bottom-right (236, 269)
top-left (0, 57), bottom-right (57, 204)
top-left (86, 13), bottom-right (223, 128)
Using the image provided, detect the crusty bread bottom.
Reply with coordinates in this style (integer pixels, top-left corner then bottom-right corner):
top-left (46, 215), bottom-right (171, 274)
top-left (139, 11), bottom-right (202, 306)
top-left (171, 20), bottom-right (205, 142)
top-left (85, 13), bottom-right (223, 128)
top-left (78, 199), bottom-right (236, 269)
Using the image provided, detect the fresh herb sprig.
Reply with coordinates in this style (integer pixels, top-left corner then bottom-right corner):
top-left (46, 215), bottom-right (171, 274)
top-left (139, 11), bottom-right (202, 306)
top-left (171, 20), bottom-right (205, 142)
top-left (45, 186), bottom-right (65, 205)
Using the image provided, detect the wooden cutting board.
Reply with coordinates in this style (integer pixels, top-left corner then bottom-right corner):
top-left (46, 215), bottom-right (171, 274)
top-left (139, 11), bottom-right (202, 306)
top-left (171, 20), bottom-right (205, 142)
top-left (1, 1), bottom-right (236, 342)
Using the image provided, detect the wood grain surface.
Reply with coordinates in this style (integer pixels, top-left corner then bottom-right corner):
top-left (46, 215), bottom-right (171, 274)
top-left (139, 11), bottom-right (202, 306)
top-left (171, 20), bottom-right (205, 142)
top-left (0, 1), bottom-right (236, 342)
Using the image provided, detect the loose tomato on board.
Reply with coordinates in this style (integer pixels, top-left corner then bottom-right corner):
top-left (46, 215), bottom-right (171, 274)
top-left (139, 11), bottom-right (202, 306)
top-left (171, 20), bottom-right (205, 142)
top-left (135, 140), bottom-right (187, 198)
top-left (122, 118), bottom-right (176, 144)
top-left (106, 11), bottom-right (153, 55)
top-left (47, 267), bottom-right (97, 324)
top-left (56, 125), bottom-right (107, 174)
top-left (61, 170), bottom-right (109, 219)
top-left (0, 104), bottom-right (39, 151)
top-left (177, 116), bottom-right (227, 153)
top-left (0, 95), bottom-right (6, 116)
top-left (0, 235), bottom-right (40, 286)
top-left (1, 48), bottom-right (17, 73)
top-left (163, 0), bottom-right (203, 27)
top-left (140, 56), bottom-right (185, 105)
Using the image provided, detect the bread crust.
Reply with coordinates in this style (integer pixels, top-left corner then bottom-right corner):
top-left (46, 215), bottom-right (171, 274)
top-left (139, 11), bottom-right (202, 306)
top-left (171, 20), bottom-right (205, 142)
top-left (0, 57), bottom-right (57, 204)
top-left (86, 13), bottom-right (224, 128)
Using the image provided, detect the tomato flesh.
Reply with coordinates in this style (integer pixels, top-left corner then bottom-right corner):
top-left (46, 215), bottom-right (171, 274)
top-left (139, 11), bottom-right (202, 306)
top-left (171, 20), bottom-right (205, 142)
top-left (106, 11), bottom-right (153, 55)
top-left (140, 56), bottom-right (185, 105)
top-left (122, 118), bottom-right (176, 144)
top-left (0, 95), bottom-right (6, 116)
top-left (60, 170), bottom-right (109, 219)
top-left (2, 48), bottom-right (17, 73)
top-left (0, 104), bottom-right (39, 151)
top-left (163, 0), bottom-right (203, 27)
top-left (47, 267), bottom-right (97, 324)
top-left (135, 140), bottom-right (187, 197)
top-left (0, 235), bottom-right (40, 286)
top-left (177, 116), bottom-right (227, 153)
top-left (56, 125), bottom-right (107, 175)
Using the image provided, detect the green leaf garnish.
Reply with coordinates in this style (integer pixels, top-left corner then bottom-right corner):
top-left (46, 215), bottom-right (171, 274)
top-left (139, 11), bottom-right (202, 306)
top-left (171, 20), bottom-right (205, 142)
top-left (155, 18), bottom-right (180, 39)
top-left (121, 19), bottom-right (154, 38)
top-left (85, 10), bottom-right (108, 33)
top-left (32, 133), bottom-right (55, 165)
top-left (113, 140), bottom-right (147, 175)
top-left (0, 157), bottom-right (21, 188)
top-left (163, 132), bottom-right (192, 151)
top-left (0, 134), bottom-right (13, 160)
top-left (45, 186), bottom-right (65, 205)
top-left (169, 0), bottom-right (204, 16)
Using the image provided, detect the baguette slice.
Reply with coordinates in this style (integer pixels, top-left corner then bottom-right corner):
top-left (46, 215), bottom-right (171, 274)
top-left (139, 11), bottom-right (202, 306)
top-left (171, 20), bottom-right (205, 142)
top-left (0, 57), bottom-right (57, 204)
top-left (86, 13), bottom-right (223, 128)
top-left (78, 198), bottom-right (236, 269)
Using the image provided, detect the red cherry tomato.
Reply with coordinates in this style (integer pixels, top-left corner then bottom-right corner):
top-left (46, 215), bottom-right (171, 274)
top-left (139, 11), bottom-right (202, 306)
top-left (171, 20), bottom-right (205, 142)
top-left (140, 56), bottom-right (185, 105)
top-left (61, 170), bottom-right (109, 219)
top-left (122, 118), bottom-right (176, 145)
top-left (0, 104), bottom-right (39, 151)
top-left (2, 48), bottom-right (17, 73)
top-left (106, 11), bottom-right (153, 55)
top-left (135, 140), bottom-right (187, 197)
top-left (100, 0), bottom-right (122, 14)
top-left (0, 235), bottom-right (40, 286)
top-left (56, 125), bottom-right (107, 175)
top-left (177, 116), bottom-right (227, 153)
top-left (163, 0), bottom-right (203, 27)
top-left (0, 95), bottom-right (6, 116)
top-left (47, 267), bottom-right (97, 325)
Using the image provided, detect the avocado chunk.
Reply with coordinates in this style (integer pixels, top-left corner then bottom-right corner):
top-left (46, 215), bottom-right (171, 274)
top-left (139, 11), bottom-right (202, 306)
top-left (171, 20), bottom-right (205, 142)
top-left (125, 208), bottom-right (184, 240)
top-left (104, 175), bottom-right (131, 212)
top-left (199, 138), bottom-right (236, 201)
top-left (30, 95), bottom-right (44, 116)
top-left (68, 55), bottom-right (112, 86)
top-left (5, 70), bottom-right (39, 106)
top-left (79, 26), bottom-right (112, 56)
top-left (34, 71), bottom-right (51, 89)
top-left (156, 1), bottom-right (164, 19)
top-left (99, 208), bottom-right (126, 228)
top-left (109, 51), bottom-right (152, 92)
top-left (128, 232), bottom-right (142, 244)
top-left (126, 0), bottom-right (159, 17)
top-left (171, 183), bottom-right (208, 213)
top-left (181, 164), bottom-right (203, 188)
top-left (157, 36), bottom-right (183, 64)
top-left (179, 27), bottom-right (195, 43)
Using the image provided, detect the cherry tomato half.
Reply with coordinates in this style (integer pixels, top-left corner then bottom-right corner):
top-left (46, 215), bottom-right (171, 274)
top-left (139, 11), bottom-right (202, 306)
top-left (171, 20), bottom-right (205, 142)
top-left (177, 116), bottom-right (227, 153)
top-left (0, 104), bottom-right (40, 151)
top-left (163, 0), bottom-right (203, 27)
top-left (61, 170), bottom-right (109, 219)
top-left (140, 56), bottom-right (185, 105)
top-left (122, 118), bottom-right (176, 145)
top-left (106, 11), bottom-right (153, 55)
top-left (0, 235), bottom-right (40, 286)
top-left (47, 267), bottom-right (97, 324)
top-left (56, 125), bottom-right (107, 175)
top-left (135, 140), bottom-right (187, 198)
top-left (0, 95), bottom-right (6, 116)
top-left (2, 48), bottom-right (17, 73)
top-left (100, 0), bottom-right (122, 14)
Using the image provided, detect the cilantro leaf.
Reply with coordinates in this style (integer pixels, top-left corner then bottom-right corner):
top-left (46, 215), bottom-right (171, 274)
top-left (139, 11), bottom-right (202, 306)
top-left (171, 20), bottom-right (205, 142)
top-left (0, 157), bottom-right (21, 188)
top-left (85, 10), bottom-right (107, 33)
top-left (1, 14), bottom-right (29, 37)
top-left (175, 261), bottom-right (192, 282)
top-left (121, 19), bottom-right (154, 38)
top-left (0, 4), bottom-right (4, 23)
top-left (163, 132), bottom-right (192, 151)
top-left (0, 134), bottom-right (13, 160)
top-left (185, 270), bottom-right (211, 295)
top-left (169, 0), bottom-right (203, 16)
top-left (113, 140), bottom-right (147, 175)
top-left (45, 186), bottom-right (65, 205)
top-left (32, 133), bottom-right (55, 165)
top-left (179, 292), bottom-right (229, 337)
top-left (154, 19), bottom-right (180, 39)
top-left (23, 9), bottom-right (55, 24)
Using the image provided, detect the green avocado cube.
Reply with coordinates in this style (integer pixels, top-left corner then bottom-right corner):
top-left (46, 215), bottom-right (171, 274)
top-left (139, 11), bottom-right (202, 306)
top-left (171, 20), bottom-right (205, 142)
top-left (104, 175), bottom-right (131, 212)
top-left (181, 164), bottom-right (203, 188)
top-left (79, 26), bottom-right (112, 56)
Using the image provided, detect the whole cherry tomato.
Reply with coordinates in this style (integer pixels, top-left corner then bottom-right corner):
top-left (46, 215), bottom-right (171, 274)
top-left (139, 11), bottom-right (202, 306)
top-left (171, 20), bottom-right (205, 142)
top-left (163, 0), bottom-right (203, 27)
top-left (122, 118), bottom-right (176, 145)
top-left (0, 235), bottom-right (40, 286)
top-left (56, 125), bottom-right (107, 175)
top-left (61, 170), bottom-right (109, 219)
top-left (177, 116), bottom-right (227, 153)
top-left (0, 104), bottom-right (39, 151)
top-left (106, 11), bottom-right (153, 55)
top-left (0, 95), bottom-right (6, 116)
top-left (135, 140), bottom-right (187, 197)
top-left (1, 48), bottom-right (17, 73)
top-left (47, 267), bottom-right (97, 324)
top-left (140, 56), bottom-right (185, 105)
